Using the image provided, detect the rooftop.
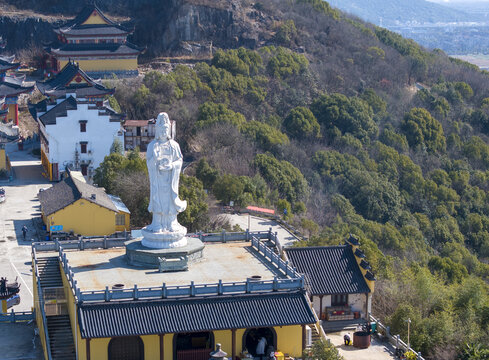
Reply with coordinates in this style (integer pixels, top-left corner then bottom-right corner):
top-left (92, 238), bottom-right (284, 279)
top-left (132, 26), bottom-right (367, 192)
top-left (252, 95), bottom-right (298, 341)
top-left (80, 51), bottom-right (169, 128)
top-left (65, 241), bottom-right (287, 292)
top-left (285, 245), bottom-right (371, 295)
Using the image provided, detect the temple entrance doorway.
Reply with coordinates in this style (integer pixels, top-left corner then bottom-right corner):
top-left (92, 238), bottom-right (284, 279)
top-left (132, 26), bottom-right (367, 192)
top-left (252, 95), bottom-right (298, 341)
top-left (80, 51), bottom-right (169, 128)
top-left (243, 328), bottom-right (277, 357)
top-left (174, 331), bottom-right (214, 360)
top-left (108, 336), bottom-right (144, 360)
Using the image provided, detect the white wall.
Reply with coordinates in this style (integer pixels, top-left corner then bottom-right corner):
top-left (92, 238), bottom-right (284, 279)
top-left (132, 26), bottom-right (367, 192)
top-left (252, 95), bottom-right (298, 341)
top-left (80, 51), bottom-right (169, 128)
top-left (45, 99), bottom-right (123, 178)
top-left (349, 293), bottom-right (367, 315)
top-left (312, 295), bottom-right (332, 317)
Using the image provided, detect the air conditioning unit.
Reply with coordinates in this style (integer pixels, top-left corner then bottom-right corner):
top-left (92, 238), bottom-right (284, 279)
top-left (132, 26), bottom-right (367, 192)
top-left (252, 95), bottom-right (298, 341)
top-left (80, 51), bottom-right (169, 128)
top-left (305, 325), bottom-right (312, 347)
top-left (88, 150), bottom-right (92, 155)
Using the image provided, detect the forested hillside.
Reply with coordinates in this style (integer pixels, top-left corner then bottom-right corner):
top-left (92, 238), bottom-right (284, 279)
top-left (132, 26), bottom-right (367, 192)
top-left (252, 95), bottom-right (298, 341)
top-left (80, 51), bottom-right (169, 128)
top-left (28, 0), bottom-right (487, 358)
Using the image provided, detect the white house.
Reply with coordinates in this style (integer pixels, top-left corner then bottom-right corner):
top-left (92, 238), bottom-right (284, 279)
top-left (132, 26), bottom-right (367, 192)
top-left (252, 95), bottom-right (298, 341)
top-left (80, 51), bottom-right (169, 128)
top-left (34, 93), bottom-right (124, 181)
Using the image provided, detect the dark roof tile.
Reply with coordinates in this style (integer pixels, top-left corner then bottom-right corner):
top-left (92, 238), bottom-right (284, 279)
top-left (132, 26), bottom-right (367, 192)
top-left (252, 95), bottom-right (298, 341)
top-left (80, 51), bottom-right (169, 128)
top-left (285, 246), bottom-right (371, 295)
top-left (78, 291), bottom-right (315, 339)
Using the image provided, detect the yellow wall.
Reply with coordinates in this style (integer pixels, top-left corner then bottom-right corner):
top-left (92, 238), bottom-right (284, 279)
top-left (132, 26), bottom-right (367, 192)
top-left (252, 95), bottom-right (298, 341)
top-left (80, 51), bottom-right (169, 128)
top-left (81, 12), bottom-right (110, 25)
top-left (0, 148), bottom-right (6, 170)
top-left (115, 211), bottom-right (130, 232)
top-left (40, 148), bottom-right (52, 181)
top-left (59, 58), bottom-right (138, 72)
top-left (46, 199), bottom-right (117, 236)
top-left (76, 326), bottom-right (304, 360)
top-left (6, 103), bottom-right (16, 123)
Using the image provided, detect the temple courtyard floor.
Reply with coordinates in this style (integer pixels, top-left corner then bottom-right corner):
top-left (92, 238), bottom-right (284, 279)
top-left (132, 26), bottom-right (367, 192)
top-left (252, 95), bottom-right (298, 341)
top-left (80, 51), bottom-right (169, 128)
top-left (328, 330), bottom-right (398, 360)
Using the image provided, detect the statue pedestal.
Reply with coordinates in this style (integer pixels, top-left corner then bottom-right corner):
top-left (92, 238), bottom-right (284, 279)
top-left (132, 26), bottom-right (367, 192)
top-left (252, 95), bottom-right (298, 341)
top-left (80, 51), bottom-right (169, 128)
top-left (140, 224), bottom-right (188, 249)
top-left (125, 237), bottom-right (205, 270)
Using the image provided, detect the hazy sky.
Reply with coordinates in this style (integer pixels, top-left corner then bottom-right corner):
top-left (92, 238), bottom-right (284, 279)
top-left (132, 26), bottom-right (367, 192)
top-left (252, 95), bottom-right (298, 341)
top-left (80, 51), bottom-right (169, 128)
top-left (429, 0), bottom-right (489, 2)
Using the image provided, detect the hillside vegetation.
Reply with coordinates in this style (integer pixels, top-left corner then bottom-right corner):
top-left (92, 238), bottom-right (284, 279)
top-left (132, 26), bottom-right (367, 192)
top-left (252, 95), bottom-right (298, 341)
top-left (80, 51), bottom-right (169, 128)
top-left (23, 0), bottom-right (489, 358)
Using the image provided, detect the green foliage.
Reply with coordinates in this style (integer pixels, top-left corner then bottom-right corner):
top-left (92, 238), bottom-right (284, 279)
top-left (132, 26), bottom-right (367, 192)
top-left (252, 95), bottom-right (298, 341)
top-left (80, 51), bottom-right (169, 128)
top-left (93, 152), bottom-right (127, 194)
top-left (107, 95), bottom-right (121, 113)
top-left (212, 47), bottom-right (263, 76)
top-left (178, 175), bottom-right (208, 232)
top-left (360, 88), bottom-right (386, 114)
top-left (277, 198), bottom-right (292, 219)
top-left (402, 108), bottom-right (446, 152)
top-left (304, 339), bottom-right (343, 360)
top-left (254, 153), bottom-right (309, 203)
top-left (274, 20), bottom-right (297, 45)
top-left (213, 174), bottom-right (246, 205)
top-left (195, 158), bottom-right (219, 189)
top-left (379, 127), bottom-right (409, 152)
top-left (240, 121), bottom-right (290, 151)
top-left (464, 136), bottom-right (489, 168)
top-left (283, 106), bottom-right (321, 139)
top-left (428, 256), bottom-right (468, 283)
top-left (311, 93), bottom-right (377, 141)
top-left (265, 46), bottom-right (309, 79)
top-left (196, 102), bottom-right (246, 128)
top-left (296, 0), bottom-right (340, 19)
top-left (110, 138), bottom-right (124, 155)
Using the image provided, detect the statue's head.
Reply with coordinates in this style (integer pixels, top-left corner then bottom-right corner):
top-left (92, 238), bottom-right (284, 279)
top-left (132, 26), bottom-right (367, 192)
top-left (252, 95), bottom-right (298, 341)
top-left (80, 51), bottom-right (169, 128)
top-left (155, 112), bottom-right (171, 141)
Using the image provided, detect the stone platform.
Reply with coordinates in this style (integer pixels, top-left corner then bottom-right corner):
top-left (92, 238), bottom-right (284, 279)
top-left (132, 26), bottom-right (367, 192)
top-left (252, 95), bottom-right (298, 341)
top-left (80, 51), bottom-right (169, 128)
top-left (125, 237), bottom-right (205, 270)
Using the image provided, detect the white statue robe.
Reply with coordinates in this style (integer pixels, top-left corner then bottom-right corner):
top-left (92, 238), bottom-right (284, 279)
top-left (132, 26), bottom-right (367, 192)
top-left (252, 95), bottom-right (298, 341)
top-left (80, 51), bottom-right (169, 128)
top-left (147, 138), bottom-right (187, 217)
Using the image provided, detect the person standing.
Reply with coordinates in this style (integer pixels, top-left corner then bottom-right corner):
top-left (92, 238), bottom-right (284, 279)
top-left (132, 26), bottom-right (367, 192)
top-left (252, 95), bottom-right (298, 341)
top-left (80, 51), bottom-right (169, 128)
top-left (256, 337), bottom-right (267, 360)
top-left (21, 225), bottom-right (28, 240)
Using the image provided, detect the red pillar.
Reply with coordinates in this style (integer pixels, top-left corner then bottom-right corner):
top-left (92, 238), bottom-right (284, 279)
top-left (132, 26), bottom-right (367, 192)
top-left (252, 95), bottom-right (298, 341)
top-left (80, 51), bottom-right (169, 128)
top-left (14, 104), bottom-right (18, 126)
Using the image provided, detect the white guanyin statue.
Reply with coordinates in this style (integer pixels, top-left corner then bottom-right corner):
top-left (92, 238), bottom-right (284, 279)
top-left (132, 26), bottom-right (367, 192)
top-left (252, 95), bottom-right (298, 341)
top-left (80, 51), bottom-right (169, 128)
top-left (141, 112), bottom-right (188, 249)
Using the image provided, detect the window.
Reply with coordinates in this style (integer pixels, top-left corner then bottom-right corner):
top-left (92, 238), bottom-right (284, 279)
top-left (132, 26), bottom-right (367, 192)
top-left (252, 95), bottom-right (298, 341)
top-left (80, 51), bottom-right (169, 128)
top-left (81, 164), bottom-right (88, 176)
top-left (80, 142), bottom-right (87, 154)
top-left (80, 121), bottom-right (87, 132)
top-left (332, 294), bottom-right (348, 307)
top-left (116, 214), bottom-right (125, 226)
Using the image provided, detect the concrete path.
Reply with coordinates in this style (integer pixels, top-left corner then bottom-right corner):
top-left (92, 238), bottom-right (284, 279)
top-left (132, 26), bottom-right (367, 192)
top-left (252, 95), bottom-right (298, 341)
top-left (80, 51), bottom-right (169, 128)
top-left (0, 323), bottom-right (43, 359)
top-left (223, 213), bottom-right (300, 248)
top-left (0, 143), bottom-right (51, 312)
top-left (328, 331), bottom-right (397, 360)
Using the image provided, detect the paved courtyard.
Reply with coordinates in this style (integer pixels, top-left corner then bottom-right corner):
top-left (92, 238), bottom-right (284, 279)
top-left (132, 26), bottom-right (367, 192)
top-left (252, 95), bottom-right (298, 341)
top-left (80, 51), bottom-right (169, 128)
top-left (0, 143), bottom-right (51, 312)
top-left (224, 213), bottom-right (300, 248)
top-left (328, 330), bottom-right (397, 360)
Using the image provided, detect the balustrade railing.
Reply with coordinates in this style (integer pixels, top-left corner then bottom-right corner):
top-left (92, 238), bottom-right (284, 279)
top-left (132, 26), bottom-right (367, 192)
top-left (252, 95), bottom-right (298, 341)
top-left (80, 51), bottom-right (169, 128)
top-left (48, 230), bottom-right (304, 304)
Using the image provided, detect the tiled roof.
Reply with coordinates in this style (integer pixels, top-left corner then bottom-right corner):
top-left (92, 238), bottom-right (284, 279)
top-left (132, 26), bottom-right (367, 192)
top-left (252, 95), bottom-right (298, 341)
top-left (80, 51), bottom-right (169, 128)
top-left (50, 42), bottom-right (142, 57)
top-left (55, 5), bottom-right (130, 34)
top-left (0, 55), bottom-right (19, 73)
top-left (36, 61), bottom-right (114, 98)
top-left (59, 25), bottom-right (130, 37)
top-left (77, 291), bottom-right (315, 339)
top-left (285, 246), bottom-right (371, 295)
top-left (123, 119), bottom-right (152, 127)
top-left (38, 175), bottom-right (119, 216)
top-left (0, 76), bottom-right (34, 97)
top-left (38, 96), bottom-right (78, 126)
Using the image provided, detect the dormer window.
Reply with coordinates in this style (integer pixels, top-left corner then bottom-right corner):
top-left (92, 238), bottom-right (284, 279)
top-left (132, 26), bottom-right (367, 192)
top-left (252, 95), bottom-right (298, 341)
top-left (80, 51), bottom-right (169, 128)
top-left (80, 120), bottom-right (87, 132)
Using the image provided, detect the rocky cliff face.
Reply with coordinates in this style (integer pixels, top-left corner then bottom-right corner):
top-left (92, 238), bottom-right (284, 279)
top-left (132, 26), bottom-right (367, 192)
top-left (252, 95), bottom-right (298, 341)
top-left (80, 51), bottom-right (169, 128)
top-left (0, 0), bottom-right (274, 56)
top-left (0, 15), bottom-right (58, 52)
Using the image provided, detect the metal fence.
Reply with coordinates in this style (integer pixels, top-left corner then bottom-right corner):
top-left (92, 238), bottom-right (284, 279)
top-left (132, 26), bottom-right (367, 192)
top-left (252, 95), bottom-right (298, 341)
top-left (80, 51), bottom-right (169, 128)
top-left (0, 310), bottom-right (35, 323)
top-left (368, 314), bottom-right (425, 360)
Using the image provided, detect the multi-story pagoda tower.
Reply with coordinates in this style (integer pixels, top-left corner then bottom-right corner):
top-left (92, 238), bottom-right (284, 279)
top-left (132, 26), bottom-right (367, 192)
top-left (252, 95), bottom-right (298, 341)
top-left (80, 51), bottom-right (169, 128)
top-left (44, 4), bottom-right (142, 78)
top-left (0, 55), bottom-right (34, 125)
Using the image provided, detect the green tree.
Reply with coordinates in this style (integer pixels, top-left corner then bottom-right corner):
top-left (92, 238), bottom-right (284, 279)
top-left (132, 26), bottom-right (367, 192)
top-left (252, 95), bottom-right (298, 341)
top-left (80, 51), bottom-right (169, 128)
top-left (213, 174), bottom-right (246, 205)
top-left (178, 175), bottom-right (208, 232)
top-left (197, 102), bottom-right (246, 128)
top-left (283, 106), bottom-right (321, 139)
top-left (311, 93), bottom-right (377, 141)
top-left (240, 121), bottom-right (290, 151)
top-left (195, 158), bottom-right (219, 189)
top-left (402, 108), bottom-right (446, 152)
top-left (110, 138), bottom-right (124, 154)
top-left (304, 339), bottom-right (342, 360)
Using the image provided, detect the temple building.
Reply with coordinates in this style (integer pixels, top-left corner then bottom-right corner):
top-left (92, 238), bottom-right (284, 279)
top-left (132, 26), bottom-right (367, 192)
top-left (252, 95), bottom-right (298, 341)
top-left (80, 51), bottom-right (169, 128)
top-left (30, 94), bottom-right (124, 181)
top-left (31, 61), bottom-right (123, 181)
top-left (43, 5), bottom-right (142, 78)
top-left (32, 232), bottom-right (318, 360)
top-left (0, 55), bottom-right (34, 124)
top-left (37, 61), bottom-right (115, 102)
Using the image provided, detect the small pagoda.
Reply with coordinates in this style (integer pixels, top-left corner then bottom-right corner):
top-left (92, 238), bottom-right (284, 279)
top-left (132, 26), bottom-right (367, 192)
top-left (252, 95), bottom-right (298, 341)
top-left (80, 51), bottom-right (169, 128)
top-left (0, 55), bottom-right (34, 125)
top-left (44, 4), bottom-right (143, 78)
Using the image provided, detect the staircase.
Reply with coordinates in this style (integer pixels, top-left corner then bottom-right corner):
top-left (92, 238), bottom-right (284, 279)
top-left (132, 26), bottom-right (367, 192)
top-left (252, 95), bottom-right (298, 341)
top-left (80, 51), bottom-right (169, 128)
top-left (37, 257), bottom-right (76, 360)
top-left (306, 324), bottom-right (322, 350)
top-left (47, 315), bottom-right (76, 360)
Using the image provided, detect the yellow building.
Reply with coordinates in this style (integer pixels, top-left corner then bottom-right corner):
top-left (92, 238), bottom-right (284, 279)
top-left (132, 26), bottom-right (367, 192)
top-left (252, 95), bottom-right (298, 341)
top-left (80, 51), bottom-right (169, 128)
top-left (32, 234), bottom-right (318, 360)
top-left (38, 171), bottom-right (130, 236)
top-left (0, 144), bottom-right (8, 170)
top-left (44, 4), bottom-right (142, 78)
